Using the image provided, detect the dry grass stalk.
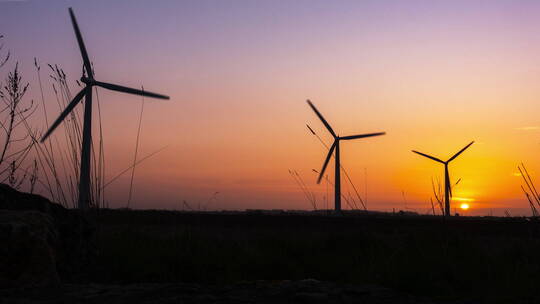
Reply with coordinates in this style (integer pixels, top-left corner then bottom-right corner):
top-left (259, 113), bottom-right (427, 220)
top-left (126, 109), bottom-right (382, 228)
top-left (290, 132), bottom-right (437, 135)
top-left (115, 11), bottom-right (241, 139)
top-left (518, 163), bottom-right (540, 217)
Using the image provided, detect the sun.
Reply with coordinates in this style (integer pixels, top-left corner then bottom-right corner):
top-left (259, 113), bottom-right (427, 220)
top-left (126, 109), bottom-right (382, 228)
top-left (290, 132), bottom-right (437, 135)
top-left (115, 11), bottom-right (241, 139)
top-left (460, 203), bottom-right (470, 210)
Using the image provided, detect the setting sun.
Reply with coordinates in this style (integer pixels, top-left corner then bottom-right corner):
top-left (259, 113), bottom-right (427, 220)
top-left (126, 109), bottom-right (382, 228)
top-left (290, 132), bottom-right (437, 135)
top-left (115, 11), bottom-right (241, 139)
top-left (460, 203), bottom-right (470, 210)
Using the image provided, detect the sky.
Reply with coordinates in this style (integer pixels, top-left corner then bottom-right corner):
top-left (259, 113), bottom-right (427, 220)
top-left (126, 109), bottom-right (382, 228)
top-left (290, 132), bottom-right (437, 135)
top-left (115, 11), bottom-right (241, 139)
top-left (1, 0), bottom-right (540, 215)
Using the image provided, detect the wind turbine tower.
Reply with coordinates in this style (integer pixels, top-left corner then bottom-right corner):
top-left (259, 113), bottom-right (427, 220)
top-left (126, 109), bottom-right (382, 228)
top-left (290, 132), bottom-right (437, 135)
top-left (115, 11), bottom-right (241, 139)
top-left (306, 100), bottom-right (385, 212)
top-left (41, 8), bottom-right (170, 209)
top-left (412, 141), bottom-right (474, 216)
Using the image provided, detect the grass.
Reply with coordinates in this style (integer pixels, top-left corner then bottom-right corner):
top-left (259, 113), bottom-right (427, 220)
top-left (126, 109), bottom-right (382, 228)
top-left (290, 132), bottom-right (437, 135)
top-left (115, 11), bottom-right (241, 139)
top-left (83, 210), bottom-right (540, 303)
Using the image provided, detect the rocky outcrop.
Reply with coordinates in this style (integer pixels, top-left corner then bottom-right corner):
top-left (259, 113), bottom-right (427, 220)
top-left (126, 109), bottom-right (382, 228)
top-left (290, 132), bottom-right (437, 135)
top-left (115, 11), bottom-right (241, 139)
top-left (0, 211), bottom-right (60, 288)
top-left (0, 184), bottom-right (68, 216)
top-left (0, 184), bottom-right (96, 286)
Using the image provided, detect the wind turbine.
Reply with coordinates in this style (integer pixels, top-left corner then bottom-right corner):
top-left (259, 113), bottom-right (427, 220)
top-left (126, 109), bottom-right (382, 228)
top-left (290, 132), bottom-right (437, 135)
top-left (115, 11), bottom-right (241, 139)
top-left (306, 100), bottom-right (385, 212)
top-left (41, 8), bottom-right (169, 210)
top-left (412, 141), bottom-right (474, 216)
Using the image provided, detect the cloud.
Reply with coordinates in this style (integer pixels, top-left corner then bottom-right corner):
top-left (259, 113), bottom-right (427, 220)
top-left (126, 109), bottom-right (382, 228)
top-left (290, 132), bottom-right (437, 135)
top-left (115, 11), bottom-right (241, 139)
top-left (452, 197), bottom-right (475, 202)
top-left (515, 126), bottom-right (540, 131)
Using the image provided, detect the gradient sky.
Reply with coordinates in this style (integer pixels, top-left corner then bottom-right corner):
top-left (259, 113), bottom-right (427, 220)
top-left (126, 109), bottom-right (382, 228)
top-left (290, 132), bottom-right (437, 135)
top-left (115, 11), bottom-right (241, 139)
top-left (2, 0), bottom-right (540, 215)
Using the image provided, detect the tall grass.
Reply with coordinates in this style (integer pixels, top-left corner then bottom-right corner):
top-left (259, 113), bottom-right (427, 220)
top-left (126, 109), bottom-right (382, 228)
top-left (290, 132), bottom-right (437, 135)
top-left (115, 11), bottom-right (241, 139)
top-left (288, 169), bottom-right (317, 210)
top-left (431, 176), bottom-right (444, 215)
top-left (0, 34), bottom-right (106, 208)
top-left (127, 88), bottom-right (145, 208)
top-left (518, 163), bottom-right (540, 216)
top-left (0, 51), bottom-right (38, 191)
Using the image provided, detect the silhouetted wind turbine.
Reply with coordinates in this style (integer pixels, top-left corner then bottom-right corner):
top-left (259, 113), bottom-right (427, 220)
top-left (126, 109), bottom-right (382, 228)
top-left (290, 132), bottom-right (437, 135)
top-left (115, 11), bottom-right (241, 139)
top-left (306, 100), bottom-right (385, 212)
top-left (41, 8), bottom-right (169, 210)
top-left (412, 141), bottom-right (474, 216)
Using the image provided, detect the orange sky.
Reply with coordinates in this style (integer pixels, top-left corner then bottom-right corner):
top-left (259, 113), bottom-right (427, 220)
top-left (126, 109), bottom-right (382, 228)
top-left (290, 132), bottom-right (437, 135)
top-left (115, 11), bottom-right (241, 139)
top-left (2, 0), bottom-right (540, 215)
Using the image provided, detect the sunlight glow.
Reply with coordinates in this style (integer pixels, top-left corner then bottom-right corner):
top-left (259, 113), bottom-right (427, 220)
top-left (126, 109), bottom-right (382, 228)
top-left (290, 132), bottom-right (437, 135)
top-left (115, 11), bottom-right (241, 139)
top-left (460, 203), bottom-right (470, 210)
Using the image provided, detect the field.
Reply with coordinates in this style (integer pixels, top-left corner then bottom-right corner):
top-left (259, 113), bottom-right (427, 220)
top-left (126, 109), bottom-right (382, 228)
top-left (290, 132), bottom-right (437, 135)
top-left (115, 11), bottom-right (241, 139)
top-left (81, 210), bottom-right (540, 303)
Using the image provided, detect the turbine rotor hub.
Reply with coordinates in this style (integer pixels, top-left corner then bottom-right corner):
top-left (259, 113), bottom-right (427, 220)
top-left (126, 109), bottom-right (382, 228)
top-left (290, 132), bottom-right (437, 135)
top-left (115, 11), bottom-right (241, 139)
top-left (80, 76), bottom-right (95, 85)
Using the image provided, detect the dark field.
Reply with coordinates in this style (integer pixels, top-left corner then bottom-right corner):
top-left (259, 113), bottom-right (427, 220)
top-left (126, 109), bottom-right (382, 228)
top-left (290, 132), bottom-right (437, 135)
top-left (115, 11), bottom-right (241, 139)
top-left (80, 210), bottom-right (540, 303)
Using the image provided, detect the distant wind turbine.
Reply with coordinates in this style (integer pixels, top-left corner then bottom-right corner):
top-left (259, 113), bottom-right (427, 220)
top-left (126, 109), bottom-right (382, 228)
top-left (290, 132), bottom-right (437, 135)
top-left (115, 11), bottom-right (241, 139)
top-left (306, 100), bottom-right (385, 212)
top-left (41, 8), bottom-right (169, 210)
top-left (412, 141), bottom-right (474, 216)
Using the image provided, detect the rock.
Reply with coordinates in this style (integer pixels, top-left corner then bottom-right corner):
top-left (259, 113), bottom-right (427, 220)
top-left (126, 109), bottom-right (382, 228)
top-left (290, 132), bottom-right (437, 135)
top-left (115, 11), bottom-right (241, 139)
top-left (0, 211), bottom-right (60, 288)
top-left (0, 183), bottom-right (67, 216)
top-left (0, 184), bottom-right (96, 282)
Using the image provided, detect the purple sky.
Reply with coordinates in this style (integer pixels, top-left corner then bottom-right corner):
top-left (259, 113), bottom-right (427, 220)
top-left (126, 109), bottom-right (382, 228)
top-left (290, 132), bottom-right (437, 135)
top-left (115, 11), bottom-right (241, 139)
top-left (2, 0), bottom-right (540, 215)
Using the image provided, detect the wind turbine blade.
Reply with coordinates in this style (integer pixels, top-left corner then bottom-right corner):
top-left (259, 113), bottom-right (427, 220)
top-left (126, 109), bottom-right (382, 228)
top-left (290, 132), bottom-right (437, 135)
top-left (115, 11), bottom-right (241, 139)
top-left (41, 88), bottom-right (87, 142)
top-left (94, 81), bottom-right (170, 100)
top-left (446, 169), bottom-right (452, 198)
top-left (317, 141), bottom-right (336, 184)
top-left (306, 100), bottom-right (336, 138)
top-left (69, 8), bottom-right (93, 78)
top-left (412, 150), bottom-right (444, 163)
top-left (340, 132), bottom-right (386, 140)
top-left (448, 141), bottom-right (474, 162)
